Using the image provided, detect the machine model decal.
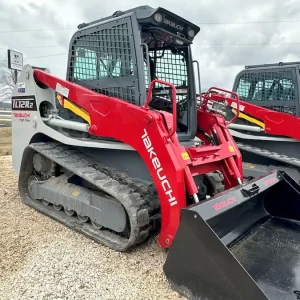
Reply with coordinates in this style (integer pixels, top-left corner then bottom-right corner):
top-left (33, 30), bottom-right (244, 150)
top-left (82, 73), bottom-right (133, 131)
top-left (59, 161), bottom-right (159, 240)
top-left (212, 196), bottom-right (237, 211)
top-left (11, 96), bottom-right (37, 111)
top-left (264, 177), bottom-right (276, 186)
top-left (142, 128), bottom-right (178, 207)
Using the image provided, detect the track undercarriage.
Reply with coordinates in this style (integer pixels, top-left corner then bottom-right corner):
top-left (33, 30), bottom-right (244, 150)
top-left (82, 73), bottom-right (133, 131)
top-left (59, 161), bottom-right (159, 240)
top-left (18, 141), bottom-right (225, 252)
top-left (19, 141), bottom-right (161, 251)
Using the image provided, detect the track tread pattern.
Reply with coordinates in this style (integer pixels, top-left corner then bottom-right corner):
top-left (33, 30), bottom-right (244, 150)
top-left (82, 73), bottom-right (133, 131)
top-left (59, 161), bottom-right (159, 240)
top-left (23, 142), bottom-right (160, 252)
top-left (236, 142), bottom-right (300, 168)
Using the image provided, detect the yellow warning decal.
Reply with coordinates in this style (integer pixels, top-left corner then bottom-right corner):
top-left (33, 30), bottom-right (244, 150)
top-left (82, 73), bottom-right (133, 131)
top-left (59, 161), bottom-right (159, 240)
top-left (64, 99), bottom-right (91, 125)
top-left (56, 93), bottom-right (91, 125)
top-left (56, 94), bottom-right (63, 106)
top-left (232, 108), bottom-right (265, 129)
top-left (72, 190), bottom-right (79, 196)
top-left (181, 152), bottom-right (190, 160)
top-left (228, 145), bottom-right (235, 153)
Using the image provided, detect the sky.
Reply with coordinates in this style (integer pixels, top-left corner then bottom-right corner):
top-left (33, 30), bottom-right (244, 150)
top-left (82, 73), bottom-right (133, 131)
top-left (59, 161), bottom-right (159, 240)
top-left (0, 0), bottom-right (299, 91)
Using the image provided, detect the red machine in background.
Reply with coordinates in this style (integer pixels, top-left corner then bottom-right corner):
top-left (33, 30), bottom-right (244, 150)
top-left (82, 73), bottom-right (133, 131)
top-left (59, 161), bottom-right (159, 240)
top-left (229, 61), bottom-right (300, 184)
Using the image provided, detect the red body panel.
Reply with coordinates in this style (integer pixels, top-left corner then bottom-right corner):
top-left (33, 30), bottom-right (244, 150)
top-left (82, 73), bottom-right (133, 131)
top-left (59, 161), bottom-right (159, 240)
top-left (196, 109), bottom-right (243, 189)
top-left (33, 69), bottom-right (243, 248)
top-left (225, 97), bottom-right (300, 140)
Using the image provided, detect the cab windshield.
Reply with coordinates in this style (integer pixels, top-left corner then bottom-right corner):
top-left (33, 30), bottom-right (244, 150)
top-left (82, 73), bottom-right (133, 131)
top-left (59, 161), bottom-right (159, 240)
top-left (141, 28), bottom-right (191, 133)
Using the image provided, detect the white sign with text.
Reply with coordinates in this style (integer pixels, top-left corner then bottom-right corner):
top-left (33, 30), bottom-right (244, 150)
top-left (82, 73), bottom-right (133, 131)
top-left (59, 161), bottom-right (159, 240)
top-left (8, 49), bottom-right (23, 71)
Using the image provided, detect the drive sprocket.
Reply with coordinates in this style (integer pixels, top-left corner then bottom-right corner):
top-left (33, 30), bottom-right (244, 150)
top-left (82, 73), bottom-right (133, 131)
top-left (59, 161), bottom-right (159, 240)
top-left (33, 152), bottom-right (56, 179)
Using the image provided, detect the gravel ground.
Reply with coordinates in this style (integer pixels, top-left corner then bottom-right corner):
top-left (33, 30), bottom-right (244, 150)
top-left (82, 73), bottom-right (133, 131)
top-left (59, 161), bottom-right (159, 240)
top-left (0, 128), bottom-right (12, 156)
top-left (0, 156), bottom-right (184, 300)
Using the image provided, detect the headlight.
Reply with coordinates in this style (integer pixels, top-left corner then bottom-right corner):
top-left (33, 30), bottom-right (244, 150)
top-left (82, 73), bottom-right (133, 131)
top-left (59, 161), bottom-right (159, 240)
top-left (153, 13), bottom-right (163, 23)
top-left (174, 38), bottom-right (184, 45)
top-left (188, 29), bottom-right (195, 38)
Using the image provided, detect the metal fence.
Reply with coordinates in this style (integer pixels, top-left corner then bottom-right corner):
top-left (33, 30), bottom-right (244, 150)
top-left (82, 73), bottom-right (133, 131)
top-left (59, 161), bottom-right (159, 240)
top-left (0, 110), bottom-right (12, 127)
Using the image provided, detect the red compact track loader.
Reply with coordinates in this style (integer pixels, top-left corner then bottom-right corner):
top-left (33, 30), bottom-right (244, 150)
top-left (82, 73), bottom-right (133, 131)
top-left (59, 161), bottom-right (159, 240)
top-left (11, 6), bottom-right (300, 300)
top-left (227, 61), bottom-right (300, 185)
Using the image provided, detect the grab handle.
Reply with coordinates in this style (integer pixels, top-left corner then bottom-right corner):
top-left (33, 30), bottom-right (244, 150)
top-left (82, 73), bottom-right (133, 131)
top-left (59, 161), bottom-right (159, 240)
top-left (144, 79), bottom-right (177, 139)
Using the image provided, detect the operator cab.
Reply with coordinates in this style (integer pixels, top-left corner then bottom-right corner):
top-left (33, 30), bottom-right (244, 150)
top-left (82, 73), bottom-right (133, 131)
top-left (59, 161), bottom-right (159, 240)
top-left (65, 6), bottom-right (200, 142)
top-left (228, 62), bottom-right (300, 138)
top-left (232, 62), bottom-right (300, 117)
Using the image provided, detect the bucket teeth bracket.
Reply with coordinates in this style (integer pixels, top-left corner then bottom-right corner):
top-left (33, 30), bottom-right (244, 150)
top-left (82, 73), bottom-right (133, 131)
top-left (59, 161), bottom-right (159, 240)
top-left (241, 183), bottom-right (260, 197)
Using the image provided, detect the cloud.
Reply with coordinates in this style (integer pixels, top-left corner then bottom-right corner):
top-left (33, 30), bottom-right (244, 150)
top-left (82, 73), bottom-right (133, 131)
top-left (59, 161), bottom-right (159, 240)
top-left (0, 1), bottom-right (81, 78)
top-left (0, 0), bottom-right (299, 91)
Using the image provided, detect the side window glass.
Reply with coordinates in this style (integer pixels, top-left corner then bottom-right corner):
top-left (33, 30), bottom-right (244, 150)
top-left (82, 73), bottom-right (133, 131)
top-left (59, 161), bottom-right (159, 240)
top-left (98, 56), bottom-right (109, 78)
top-left (279, 78), bottom-right (294, 101)
top-left (142, 50), bottom-right (187, 89)
top-left (74, 49), bottom-right (134, 80)
top-left (266, 72), bottom-right (295, 101)
top-left (70, 21), bottom-right (137, 105)
top-left (73, 27), bottom-right (135, 81)
top-left (236, 70), bottom-right (296, 102)
top-left (74, 48), bottom-right (97, 80)
top-left (151, 49), bottom-right (187, 88)
top-left (252, 80), bottom-right (264, 100)
top-left (236, 78), bottom-right (251, 100)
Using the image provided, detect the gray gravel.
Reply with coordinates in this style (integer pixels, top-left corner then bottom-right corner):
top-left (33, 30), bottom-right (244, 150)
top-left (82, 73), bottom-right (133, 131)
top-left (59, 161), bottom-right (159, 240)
top-left (0, 156), bottom-right (184, 300)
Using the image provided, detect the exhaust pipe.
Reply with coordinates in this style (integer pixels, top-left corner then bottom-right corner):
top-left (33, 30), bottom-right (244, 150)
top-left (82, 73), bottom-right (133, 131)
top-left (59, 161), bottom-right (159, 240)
top-left (164, 171), bottom-right (300, 300)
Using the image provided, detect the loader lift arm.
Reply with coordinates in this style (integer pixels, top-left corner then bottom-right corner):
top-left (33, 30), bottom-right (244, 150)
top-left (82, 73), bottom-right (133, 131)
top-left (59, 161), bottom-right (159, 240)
top-left (225, 96), bottom-right (300, 140)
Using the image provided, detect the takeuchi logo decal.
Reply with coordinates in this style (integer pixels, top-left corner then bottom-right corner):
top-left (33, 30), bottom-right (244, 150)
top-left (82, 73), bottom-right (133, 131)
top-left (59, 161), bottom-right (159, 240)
top-left (163, 18), bottom-right (184, 31)
top-left (13, 113), bottom-right (30, 118)
top-left (141, 128), bottom-right (178, 207)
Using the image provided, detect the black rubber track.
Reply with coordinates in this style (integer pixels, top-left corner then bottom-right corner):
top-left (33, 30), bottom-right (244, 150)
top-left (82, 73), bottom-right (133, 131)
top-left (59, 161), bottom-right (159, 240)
top-left (18, 141), bottom-right (160, 252)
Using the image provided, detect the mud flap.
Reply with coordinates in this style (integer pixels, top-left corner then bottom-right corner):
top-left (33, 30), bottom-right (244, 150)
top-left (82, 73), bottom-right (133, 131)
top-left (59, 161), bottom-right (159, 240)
top-left (163, 171), bottom-right (300, 300)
